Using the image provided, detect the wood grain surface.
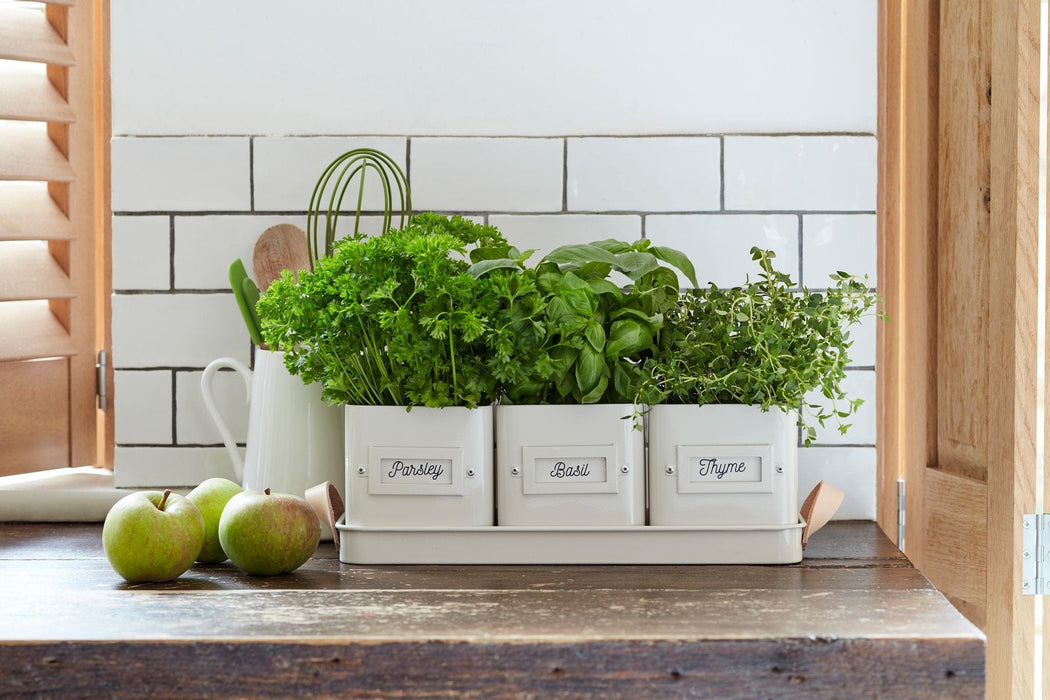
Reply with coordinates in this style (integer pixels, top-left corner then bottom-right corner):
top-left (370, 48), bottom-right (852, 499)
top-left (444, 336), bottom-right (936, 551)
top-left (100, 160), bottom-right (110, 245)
top-left (0, 521), bottom-right (984, 698)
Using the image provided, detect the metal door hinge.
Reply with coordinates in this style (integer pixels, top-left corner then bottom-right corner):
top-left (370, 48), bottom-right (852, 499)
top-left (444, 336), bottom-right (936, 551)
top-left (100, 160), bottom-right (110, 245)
top-left (1022, 514), bottom-right (1050, 595)
top-left (897, 478), bottom-right (905, 550)
top-left (96, 350), bottom-right (108, 411)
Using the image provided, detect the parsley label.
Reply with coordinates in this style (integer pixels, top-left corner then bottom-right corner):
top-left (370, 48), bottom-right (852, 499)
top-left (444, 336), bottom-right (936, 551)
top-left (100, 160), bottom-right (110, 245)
top-left (380, 458), bottom-right (453, 485)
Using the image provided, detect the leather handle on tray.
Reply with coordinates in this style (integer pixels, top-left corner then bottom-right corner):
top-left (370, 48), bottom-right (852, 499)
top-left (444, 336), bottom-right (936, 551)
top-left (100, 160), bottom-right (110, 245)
top-left (306, 481), bottom-right (344, 550)
top-left (800, 480), bottom-right (844, 550)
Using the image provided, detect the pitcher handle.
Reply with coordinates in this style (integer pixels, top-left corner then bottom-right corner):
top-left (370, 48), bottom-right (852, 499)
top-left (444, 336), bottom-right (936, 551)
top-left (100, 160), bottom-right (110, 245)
top-left (201, 357), bottom-right (253, 483)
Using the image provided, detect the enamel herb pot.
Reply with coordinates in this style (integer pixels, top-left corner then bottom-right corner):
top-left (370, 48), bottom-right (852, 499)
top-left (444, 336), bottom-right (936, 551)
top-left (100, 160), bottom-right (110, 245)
top-left (647, 404), bottom-right (798, 526)
top-left (344, 405), bottom-right (494, 527)
top-left (495, 403), bottom-right (645, 526)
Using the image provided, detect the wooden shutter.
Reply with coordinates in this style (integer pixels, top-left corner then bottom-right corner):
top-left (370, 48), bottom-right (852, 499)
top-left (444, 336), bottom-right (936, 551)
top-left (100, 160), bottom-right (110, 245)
top-left (878, 1), bottom-right (1039, 698)
top-left (0, 0), bottom-right (107, 476)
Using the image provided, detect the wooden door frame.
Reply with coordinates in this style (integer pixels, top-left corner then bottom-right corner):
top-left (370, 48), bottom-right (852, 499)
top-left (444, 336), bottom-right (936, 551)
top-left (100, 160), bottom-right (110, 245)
top-left (876, 1), bottom-right (1038, 698)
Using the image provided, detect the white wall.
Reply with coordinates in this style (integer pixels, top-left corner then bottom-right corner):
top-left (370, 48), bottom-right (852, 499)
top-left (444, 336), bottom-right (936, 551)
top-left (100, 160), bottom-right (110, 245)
top-left (109, 0), bottom-right (878, 519)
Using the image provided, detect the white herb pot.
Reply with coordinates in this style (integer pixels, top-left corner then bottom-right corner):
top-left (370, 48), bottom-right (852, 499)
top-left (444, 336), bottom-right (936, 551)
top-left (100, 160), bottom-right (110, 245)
top-left (344, 405), bottom-right (494, 527)
top-left (495, 404), bottom-right (645, 526)
top-left (648, 404), bottom-right (798, 526)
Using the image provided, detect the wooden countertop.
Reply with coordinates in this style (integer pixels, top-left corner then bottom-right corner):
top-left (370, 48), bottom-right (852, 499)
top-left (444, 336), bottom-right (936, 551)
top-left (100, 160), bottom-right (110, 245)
top-left (0, 521), bottom-right (983, 698)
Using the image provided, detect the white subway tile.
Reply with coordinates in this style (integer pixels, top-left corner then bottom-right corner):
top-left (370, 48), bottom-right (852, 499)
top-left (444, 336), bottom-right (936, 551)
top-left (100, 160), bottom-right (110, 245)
top-left (114, 446), bottom-right (239, 488)
top-left (411, 138), bottom-right (562, 212)
top-left (174, 215), bottom-right (307, 290)
top-left (847, 313), bottom-right (878, 367)
top-left (111, 216), bottom-right (170, 290)
top-left (489, 215), bottom-right (642, 263)
top-left (253, 137), bottom-right (408, 212)
top-left (798, 447), bottom-right (876, 520)
top-left (176, 369), bottom-right (251, 445)
top-left (802, 214), bottom-right (877, 287)
top-left (724, 136), bottom-right (877, 211)
top-left (111, 137), bottom-right (250, 211)
top-left (114, 371), bottom-right (172, 444)
top-left (804, 370), bottom-right (876, 445)
top-left (112, 1), bottom-right (875, 136)
top-left (645, 214), bottom-right (798, 288)
top-left (111, 294), bottom-right (251, 368)
top-left (567, 137), bottom-right (721, 212)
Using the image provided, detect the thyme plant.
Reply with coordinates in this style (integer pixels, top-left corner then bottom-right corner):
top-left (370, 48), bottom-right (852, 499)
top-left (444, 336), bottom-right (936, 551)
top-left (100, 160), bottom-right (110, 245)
top-left (637, 247), bottom-right (882, 444)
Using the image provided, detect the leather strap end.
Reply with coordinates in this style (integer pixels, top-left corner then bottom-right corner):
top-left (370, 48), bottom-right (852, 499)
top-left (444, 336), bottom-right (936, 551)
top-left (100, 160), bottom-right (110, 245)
top-left (800, 480), bottom-right (845, 550)
top-left (305, 481), bottom-right (344, 549)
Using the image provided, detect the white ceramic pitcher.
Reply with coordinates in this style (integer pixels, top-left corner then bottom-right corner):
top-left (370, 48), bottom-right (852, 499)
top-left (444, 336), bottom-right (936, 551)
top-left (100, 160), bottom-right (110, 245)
top-left (201, 349), bottom-right (344, 499)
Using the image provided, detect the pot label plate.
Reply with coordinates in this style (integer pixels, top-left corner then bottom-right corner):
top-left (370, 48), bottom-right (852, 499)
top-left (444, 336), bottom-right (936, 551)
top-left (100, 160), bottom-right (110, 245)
top-left (533, 457), bottom-right (608, 484)
top-left (380, 457), bottom-right (454, 485)
top-left (687, 454), bottom-right (761, 483)
top-left (521, 445), bottom-right (620, 495)
top-left (366, 446), bottom-right (465, 496)
top-left (675, 444), bottom-right (775, 494)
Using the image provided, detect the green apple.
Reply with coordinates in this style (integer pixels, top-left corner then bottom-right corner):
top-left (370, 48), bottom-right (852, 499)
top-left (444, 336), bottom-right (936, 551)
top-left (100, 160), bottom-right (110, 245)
top-left (186, 477), bottom-right (243, 563)
top-left (102, 489), bottom-right (205, 583)
top-left (218, 488), bottom-right (321, 576)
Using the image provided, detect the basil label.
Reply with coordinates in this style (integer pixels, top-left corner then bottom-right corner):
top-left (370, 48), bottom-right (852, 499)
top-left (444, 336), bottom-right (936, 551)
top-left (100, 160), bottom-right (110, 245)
top-left (534, 457), bottom-right (608, 483)
top-left (379, 458), bottom-right (453, 484)
top-left (687, 455), bottom-right (761, 483)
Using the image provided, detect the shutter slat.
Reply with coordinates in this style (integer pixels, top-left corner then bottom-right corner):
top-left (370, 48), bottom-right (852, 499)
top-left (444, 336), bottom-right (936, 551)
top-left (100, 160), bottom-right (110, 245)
top-left (0, 122), bottom-right (75, 182)
top-left (0, 300), bottom-right (76, 361)
top-left (0, 6), bottom-right (75, 65)
top-left (0, 182), bottom-right (74, 241)
top-left (0, 60), bottom-right (75, 122)
top-left (0, 241), bottom-right (75, 301)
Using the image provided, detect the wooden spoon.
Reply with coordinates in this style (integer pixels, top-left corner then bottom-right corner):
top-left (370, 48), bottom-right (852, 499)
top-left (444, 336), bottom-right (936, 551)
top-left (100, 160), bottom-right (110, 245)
top-left (252, 223), bottom-right (311, 292)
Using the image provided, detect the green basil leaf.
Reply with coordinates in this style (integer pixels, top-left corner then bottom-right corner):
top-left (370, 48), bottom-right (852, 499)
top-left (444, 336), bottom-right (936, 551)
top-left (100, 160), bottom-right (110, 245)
top-left (579, 374), bottom-right (609, 404)
top-left (611, 362), bottom-right (636, 401)
top-left (614, 251), bottom-right (660, 281)
top-left (546, 296), bottom-right (575, 324)
top-left (587, 278), bottom-right (623, 298)
top-left (647, 266), bottom-right (683, 293)
top-left (543, 244), bottom-right (621, 267)
top-left (547, 344), bottom-right (578, 376)
top-left (649, 245), bottom-right (699, 287)
top-left (588, 239), bottom-right (633, 254)
top-left (574, 345), bottom-right (605, 395)
top-left (606, 318), bottom-right (654, 358)
top-left (467, 258), bottom-right (520, 278)
top-left (574, 261), bottom-right (615, 280)
top-left (611, 306), bottom-right (662, 326)
top-left (584, 322), bottom-right (606, 352)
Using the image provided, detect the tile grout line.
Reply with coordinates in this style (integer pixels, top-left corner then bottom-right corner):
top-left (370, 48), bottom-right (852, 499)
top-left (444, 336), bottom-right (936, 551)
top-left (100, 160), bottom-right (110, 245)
top-left (719, 136), bottom-right (726, 212)
top-left (170, 369), bottom-right (178, 446)
top-left (797, 214), bottom-right (805, 289)
top-left (562, 138), bottom-right (568, 213)
top-left (405, 138), bottom-right (412, 203)
top-left (168, 215), bottom-right (175, 291)
top-left (249, 137), bottom-right (255, 212)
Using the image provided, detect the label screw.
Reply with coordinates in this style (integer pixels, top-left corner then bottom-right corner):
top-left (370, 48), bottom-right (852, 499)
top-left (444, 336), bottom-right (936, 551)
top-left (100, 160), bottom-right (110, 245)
top-left (776, 465), bottom-right (784, 474)
top-left (664, 465), bottom-right (675, 475)
top-left (356, 466), bottom-right (367, 476)
top-left (511, 466), bottom-right (521, 476)
top-left (466, 468), bottom-right (476, 478)
top-left (620, 464), bottom-right (630, 474)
